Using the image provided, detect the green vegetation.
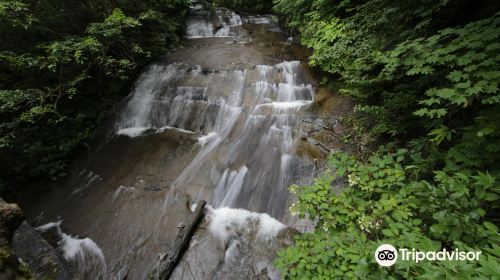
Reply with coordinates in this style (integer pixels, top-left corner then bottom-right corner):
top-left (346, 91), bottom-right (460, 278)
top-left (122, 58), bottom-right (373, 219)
top-left (0, 0), bottom-right (189, 192)
top-left (272, 0), bottom-right (500, 278)
top-left (2, 0), bottom-right (499, 278)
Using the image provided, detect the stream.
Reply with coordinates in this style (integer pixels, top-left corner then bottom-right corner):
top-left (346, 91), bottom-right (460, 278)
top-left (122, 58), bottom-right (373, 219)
top-left (20, 5), bottom-right (349, 279)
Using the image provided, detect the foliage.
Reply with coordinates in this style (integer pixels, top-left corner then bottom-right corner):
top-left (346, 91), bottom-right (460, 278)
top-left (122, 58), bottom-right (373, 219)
top-left (273, 0), bottom-right (500, 278)
top-left (0, 0), bottom-right (189, 192)
top-left (276, 151), bottom-right (500, 279)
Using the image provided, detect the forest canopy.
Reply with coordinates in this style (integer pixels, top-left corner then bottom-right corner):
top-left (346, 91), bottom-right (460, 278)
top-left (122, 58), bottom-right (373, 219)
top-left (0, 0), bottom-right (190, 192)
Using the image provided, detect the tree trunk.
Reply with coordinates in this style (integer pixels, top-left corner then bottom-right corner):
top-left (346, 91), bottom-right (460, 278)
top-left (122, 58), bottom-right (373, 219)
top-left (153, 200), bottom-right (206, 280)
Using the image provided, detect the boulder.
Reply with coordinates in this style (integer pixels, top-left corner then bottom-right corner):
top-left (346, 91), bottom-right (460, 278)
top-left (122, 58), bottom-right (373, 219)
top-left (0, 198), bottom-right (29, 280)
top-left (13, 222), bottom-right (83, 280)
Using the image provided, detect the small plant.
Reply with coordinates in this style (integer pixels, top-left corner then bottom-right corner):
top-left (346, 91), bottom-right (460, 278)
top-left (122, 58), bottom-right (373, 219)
top-left (276, 151), bottom-right (500, 279)
top-left (273, 1), bottom-right (500, 278)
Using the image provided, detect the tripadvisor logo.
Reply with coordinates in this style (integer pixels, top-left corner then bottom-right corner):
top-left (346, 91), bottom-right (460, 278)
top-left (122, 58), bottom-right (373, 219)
top-left (375, 244), bottom-right (398, 266)
top-left (375, 244), bottom-right (481, 267)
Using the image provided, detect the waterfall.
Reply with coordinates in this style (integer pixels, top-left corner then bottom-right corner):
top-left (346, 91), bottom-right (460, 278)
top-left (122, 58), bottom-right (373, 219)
top-left (30, 6), bottom-right (321, 279)
top-left (115, 57), bottom-right (314, 219)
top-left (36, 221), bottom-right (107, 279)
top-left (186, 8), bottom-right (243, 38)
top-left (243, 15), bottom-right (275, 25)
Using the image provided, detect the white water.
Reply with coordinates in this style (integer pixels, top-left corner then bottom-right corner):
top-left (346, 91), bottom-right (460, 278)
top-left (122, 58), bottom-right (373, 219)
top-left (116, 56), bottom-right (314, 218)
top-left (116, 127), bottom-right (150, 137)
top-left (112, 7), bottom-right (315, 278)
top-left (36, 220), bottom-right (107, 278)
top-left (116, 125), bottom-right (196, 138)
top-left (207, 207), bottom-right (285, 244)
top-left (71, 170), bottom-right (103, 195)
top-left (213, 165), bottom-right (249, 207)
top-left (116, 64), bottom-right (185, 133)
top-left (186, 8), bottom-right (243, 38)
top-left (28, 6), bottom-right (320, 280)
top-left (205, 206), bottom-right (285, 280)
top-left (243, 16), bottom-right (274, 25)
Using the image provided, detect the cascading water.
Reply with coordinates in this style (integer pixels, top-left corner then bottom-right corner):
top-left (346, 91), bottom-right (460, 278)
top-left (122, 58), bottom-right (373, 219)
top-left (22, 5), bottom-right (329, 279)
top-left (186, 6), bottom-right (243, 38)
top-left (243, 15), bottom-right (275, 25)
top-left (115, 59), bottom-right (314, 218)
top-left (36, 221), bottom-right (107, 278)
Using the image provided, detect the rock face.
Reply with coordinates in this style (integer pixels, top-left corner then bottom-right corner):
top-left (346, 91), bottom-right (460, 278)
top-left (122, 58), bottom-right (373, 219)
top-left (13, 222), bottom-right (82, 280)
top-left (0, 197), bottom-right (82, 280)
top-left (168, 207), bottom-right (299, 280)
top-left (16, 6), bottom-right (351, 279)
top-left (0, 198), bottom-right (26, 280)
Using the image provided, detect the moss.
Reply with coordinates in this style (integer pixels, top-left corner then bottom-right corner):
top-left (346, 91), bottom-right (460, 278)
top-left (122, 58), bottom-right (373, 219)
top-left (0, 246), bottom-right (12, 260)
top-left (0, 245), bottom-right (34, 279)
top-left (16, 263), bottom-right (35, 280)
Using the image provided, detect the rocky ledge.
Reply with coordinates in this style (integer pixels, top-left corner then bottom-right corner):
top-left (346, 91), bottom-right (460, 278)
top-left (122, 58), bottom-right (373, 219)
top-left (0, 197), bottom-right (81, 280)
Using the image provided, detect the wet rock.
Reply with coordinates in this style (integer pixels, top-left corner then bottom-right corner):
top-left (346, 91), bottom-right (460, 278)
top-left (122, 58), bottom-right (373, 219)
top-left (277, 227), bottom-right (300, 247)
top-left (0, 200), bottom-right (24, 243)
top-left (20, 5), bottom-right (354, 279)
top-left (0, 198), bottom-right (28, 280)
top-left (36, 224), bottom-right (62, 248)
top-left (169, 226), bottom-right (224, 280)
top-left (169, 207), bottom-right (295, 280)
top-left (12, 222), bottom-right (82, 280)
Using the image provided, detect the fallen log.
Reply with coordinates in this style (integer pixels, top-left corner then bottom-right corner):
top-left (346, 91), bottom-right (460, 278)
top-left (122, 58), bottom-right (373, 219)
top-left (153, 200), bottom-right (206, 280)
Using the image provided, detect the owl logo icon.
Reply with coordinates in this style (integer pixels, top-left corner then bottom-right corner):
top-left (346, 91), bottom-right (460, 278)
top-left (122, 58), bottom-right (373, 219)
top-left (375, 244), bottom-right (398, 266)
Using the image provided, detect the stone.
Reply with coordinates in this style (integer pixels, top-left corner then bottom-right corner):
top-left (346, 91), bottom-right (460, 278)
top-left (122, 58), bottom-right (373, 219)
top-left (12, 222), bottom-right (83, 280)
top-left (0, 198), bottom-right (29, 280)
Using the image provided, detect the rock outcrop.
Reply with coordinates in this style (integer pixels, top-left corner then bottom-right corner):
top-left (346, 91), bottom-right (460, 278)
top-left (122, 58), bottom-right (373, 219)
top-left (0, 197), bottom-right (30, 280)
top-left (0, 197), bottom-right (82, 280)
top-left (13, 222), bottom-right (83, 280)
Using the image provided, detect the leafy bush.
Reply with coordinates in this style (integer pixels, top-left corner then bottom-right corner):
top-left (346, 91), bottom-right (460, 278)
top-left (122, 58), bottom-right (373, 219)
top-left (273, 0), bottom-right (500, 278)
top-left (276, 151), bottom-right (500, 279)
